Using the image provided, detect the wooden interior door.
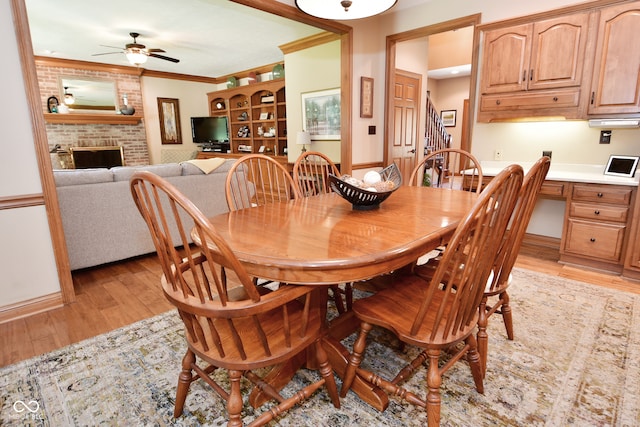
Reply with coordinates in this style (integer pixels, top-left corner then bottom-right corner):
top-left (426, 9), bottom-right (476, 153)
top-left (390, 70), bottom-right (421, 184)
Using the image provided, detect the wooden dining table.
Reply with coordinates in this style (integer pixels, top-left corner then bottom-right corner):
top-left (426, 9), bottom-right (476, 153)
top-left (193, 185), bottom-right (477, 411)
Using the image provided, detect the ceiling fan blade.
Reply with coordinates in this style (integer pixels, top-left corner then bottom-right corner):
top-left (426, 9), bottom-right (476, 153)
top-left (147, 48), bottom-right (166, 53)
top-left (92, 52), bottom-right (122, 56)
top-left (148, 53), bottom-right (180, 63)
top-left (99, 44), bottom-right (124, 50)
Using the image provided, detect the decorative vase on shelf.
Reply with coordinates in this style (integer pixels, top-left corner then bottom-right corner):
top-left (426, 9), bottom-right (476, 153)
top-left (120, 93), bottom-right (135, 115)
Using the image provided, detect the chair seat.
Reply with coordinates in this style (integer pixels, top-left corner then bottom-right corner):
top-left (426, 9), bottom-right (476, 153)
top-left (352, 274), bottom-right (478, 348)
top-left (414, 263), bottom-right (512, 294)
top-left (186, 299), bottom-right (322, 370)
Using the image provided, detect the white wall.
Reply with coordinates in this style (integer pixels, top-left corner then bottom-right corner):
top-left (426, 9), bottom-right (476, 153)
top-left (1, 0), bottom-right (60, 306)
top-left (284, 40), bottom-right (341, 162)
top-left (140, 77), bottom-right (217, 164)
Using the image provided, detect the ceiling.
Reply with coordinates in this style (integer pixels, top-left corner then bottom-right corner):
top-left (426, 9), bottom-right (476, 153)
top-left (25, 0), bottom-right (466, 80)
top-left (25, 0), bottom-right (327, 78)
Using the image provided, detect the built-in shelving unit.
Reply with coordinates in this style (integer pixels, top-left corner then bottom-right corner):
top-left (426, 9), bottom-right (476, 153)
top-left (207, 78), bottom-right (287, 158)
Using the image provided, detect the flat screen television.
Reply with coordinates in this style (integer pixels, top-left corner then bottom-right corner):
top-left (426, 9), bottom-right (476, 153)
top-left (191, 116), bottom-right (229, 144)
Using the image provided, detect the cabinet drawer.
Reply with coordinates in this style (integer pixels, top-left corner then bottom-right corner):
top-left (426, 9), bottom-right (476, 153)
top-left (571, 185), bottom-right (633, 205)
top-left (564, 219), bottom-right (626, 261)
top-left (540, 181), bottom-right (565, 197)
top-left (480, 90), bottom-right (580, 111)
top-left (569, 202), bottom-right (629, 222)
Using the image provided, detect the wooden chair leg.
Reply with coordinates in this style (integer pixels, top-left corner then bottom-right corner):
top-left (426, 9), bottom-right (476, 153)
top-left (500, 290), bottom-right (514, 340)
top-left (477, 296), bottom-right (489, 378)
top-left (227, 370), bottom-right (243, 427)
top-left (465, 335), bottom-right (484, 394)
top-left (425, 348), bottom-right (442, 427)
top-left (174, 349), bottom-right (195, 418)
top-left (315, 339), bottom-right (341, 408)
top-left (344, 282), bottom-right (353, 311)
top-left (330, 286), bottom-right (346, 314)
top-left (392, 350), bottom-right (428, 385)
top-left (340, 322), bottom-right (373, 398)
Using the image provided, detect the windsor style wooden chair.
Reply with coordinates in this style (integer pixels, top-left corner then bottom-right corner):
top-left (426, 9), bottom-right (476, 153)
top-left (339, 164), bottom-right (524, 427)
top-left (130, 171), bottom-right (339, 427)
top-left (225, 154), bottom-right (300, 211)
top-left (408, 148), bottom-right (483, 193)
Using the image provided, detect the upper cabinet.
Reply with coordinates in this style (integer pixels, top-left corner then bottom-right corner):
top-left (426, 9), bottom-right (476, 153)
top-left (588, 1), bottom-right (640, 116)
top-left (478, 12), bottom-right (591, 121)
top-left (477, 1), bottom-right (640, 122)
top-left (481, 14), bottom-right (590, 94)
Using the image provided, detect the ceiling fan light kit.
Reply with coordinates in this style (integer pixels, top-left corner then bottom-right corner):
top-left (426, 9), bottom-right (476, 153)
top-left (125, 49), bottom-right (148, 65)
top-left (296, 0), bottom-right (397, 20)
top-left (93, 32), bottom-right (179, 66)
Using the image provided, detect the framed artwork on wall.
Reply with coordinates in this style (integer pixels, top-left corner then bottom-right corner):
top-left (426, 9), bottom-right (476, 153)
top-left (157, 97), bottom-right (182, 144)
top-left (440, 109), bottom-right (457, 127)
top-left (302, 88), bottom-right (341, 140)
top-left (360, 77), bottom-right (373, 118)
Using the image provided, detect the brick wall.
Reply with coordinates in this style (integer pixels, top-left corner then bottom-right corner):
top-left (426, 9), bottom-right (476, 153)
top-left (37, 64), bottom-right (149, 166)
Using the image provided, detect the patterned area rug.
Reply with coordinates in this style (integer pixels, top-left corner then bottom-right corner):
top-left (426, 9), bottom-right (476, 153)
top-left (1, 268), bottom-right (639, 426)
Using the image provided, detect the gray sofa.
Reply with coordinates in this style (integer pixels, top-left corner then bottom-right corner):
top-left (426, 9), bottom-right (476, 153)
top-left (54, 160), bottom-right (235, 270)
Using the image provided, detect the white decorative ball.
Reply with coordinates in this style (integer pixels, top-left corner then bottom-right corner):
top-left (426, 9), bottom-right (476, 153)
top-left (363, 171), bottom-right (382, 186)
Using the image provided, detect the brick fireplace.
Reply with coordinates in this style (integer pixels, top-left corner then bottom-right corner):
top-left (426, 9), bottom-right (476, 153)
top-left (36, 60), bottom-right (150, 166)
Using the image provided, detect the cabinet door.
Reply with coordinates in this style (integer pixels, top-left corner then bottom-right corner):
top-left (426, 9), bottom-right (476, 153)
top-left (528, 13), bottom-right (590, 91)
top-left (589, 1), bottom-right (640, 114)
top-left (480, 24), bottom-right (531, 94)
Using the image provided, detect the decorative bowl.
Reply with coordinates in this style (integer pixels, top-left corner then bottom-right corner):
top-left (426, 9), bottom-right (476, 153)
top-left (329, 163), bottom-right (402, 210)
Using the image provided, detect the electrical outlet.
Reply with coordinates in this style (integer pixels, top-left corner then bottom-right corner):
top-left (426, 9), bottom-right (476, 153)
top-left (600, 130), bottom-right (612, 144)
top-left (494, 149), bottom-right (503, 161)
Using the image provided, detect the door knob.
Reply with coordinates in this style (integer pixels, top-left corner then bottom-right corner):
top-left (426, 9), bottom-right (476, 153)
top-left (408, 149), bottom-right (416, 154)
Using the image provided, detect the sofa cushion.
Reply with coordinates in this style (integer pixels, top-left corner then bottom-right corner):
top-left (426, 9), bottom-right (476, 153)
top-left (111, 164), bottom-right (182, 182)
top-left (54, 168), bottom-right (114, 187)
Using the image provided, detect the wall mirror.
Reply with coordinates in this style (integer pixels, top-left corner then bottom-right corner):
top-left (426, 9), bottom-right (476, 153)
top-left (58, 76), bottom-right (118, 113)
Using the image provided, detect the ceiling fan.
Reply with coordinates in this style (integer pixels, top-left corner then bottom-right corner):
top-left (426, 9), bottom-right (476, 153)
top-left (92, 32), bottom-right (179, 65)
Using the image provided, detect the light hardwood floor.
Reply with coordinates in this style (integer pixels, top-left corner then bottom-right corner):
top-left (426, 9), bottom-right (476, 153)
top-left (1, 243), bottom-right (638, 367)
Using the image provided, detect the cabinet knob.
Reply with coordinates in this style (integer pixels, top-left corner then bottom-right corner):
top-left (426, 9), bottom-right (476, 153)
top-left (495, 100), bottom-right (501, 105)
top-left (594, 210), bottom-right (600, 215)
top-left (597, 192), bottom-right (603, 198)
top-left (590, 238), bottom-right (596, 242)
top-left (553, 97), bottom-right (558, 102)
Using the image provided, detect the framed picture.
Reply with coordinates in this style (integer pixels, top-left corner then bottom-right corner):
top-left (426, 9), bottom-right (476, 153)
top-left (157, 97), bottom-right (182, 144)
top-left (302, 88), bottom-right (341, 140)
top-left (360, 77), bottom-right (374, 118)
top-left (440, 109), bottom-right (457, 127)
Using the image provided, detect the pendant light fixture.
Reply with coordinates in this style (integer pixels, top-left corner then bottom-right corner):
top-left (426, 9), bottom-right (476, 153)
top-left (296, 0), bottom-right (397, 20)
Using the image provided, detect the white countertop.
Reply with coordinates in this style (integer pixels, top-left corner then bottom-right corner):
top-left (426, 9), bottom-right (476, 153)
top-left (480, 161), bottom-right (640, 186)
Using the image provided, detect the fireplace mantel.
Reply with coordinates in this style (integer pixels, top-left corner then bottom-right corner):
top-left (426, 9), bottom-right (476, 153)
top-left (44, 113), bottom-right (142, 125)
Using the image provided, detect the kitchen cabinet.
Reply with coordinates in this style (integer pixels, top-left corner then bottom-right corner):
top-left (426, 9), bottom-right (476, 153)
top-left (623, 182), bottom-right (640, 279)
top-left (561, 183), bottom-right (635, 272)
top-left (588, 1), bottom-right (640, 115)
top-left (478, 13), bottom-right (591, 121)
top-left (480, 14), bottom-right (590, 94)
